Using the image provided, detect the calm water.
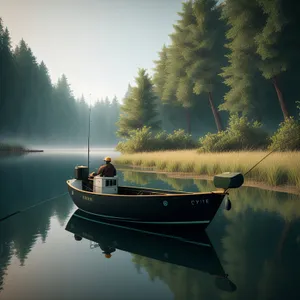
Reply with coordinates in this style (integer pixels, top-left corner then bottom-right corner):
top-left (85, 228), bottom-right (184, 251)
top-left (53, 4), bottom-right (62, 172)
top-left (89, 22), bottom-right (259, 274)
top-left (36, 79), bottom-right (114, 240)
top-left (0, 150), bottom-right (300, 300)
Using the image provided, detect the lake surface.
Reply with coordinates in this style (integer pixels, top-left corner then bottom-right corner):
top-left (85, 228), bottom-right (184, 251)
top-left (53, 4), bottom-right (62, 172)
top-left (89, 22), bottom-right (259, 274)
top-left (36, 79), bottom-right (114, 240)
top-left (0, 150), bottom-right (300, 300)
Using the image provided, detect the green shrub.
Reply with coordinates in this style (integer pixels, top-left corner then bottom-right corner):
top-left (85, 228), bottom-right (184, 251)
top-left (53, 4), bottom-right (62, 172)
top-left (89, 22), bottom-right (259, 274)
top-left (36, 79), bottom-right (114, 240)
top-left (116, 126), bottom-right (154, 153)
top-left (198, 114), bottom-right (269, 152)
top-left (269, 117), bottom-right (300, 151)
top-left (166, 129), bottom-right (197, 149)
top-left (116, 126), bottom-right (198, 153)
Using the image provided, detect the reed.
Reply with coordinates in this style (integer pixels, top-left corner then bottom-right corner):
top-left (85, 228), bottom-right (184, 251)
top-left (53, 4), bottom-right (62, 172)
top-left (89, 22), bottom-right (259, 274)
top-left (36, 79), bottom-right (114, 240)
top-left (115, 150), bottom-right (300, 188)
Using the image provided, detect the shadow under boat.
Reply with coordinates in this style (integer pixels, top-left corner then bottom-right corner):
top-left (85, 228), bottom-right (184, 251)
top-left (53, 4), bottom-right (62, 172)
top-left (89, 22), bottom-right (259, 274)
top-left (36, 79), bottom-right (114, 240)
top-left (65, 209), bottom-right (237, 293)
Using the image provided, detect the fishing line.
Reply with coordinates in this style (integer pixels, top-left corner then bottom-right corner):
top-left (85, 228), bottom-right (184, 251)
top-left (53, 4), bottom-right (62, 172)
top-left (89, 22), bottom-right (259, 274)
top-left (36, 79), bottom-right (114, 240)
top-left (87, 94), bottom-right (92, 172)
top-left (243, 148), bottom-right (278, 176)
top-left (0, 192), bottom-right (68, 223)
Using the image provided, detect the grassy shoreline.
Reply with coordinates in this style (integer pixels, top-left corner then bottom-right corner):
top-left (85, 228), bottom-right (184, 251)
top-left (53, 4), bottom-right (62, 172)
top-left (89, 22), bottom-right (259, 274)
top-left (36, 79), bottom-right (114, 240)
top-left (117, 167), bottom-right (300, 195)
top-left (115, 150), bottom-right (300, 190)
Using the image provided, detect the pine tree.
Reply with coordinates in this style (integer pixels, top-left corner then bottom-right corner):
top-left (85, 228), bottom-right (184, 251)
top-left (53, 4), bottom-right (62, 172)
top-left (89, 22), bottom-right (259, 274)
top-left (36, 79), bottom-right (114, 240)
top-left (111, 96), bottom-right (120, 141)
top-left (164, 1), bottom-right (197, 134)
top-left (152, 45), bottom-right (169, 100)
top-left (124, 84), bottom-right (132, 99)
top-left (0, 20), bottom-right (20, 134)
top-left (255, 0), bottom-right (289, 120)
top-left (36, 61), bottom-right (53, 138)
top-left (219, 0), bottom-right (266, 116)
top-left (117, 68), bottom-right (160, 138)
top-left (14, 39), bottom-right (39, 137)
top-left (52, 74), bottom-right (78, 140)
top-left (76, 94), bottom-right (89, 143)
top-left (184, 0), bottom-right (224, 132)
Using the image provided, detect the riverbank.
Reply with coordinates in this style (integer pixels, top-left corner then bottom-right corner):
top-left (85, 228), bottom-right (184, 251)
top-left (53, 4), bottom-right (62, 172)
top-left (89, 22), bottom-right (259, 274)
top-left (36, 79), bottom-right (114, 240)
top-left (0, 143), bottom-right (44, 153)
top-left (115, 150), bottom-right (300, 190)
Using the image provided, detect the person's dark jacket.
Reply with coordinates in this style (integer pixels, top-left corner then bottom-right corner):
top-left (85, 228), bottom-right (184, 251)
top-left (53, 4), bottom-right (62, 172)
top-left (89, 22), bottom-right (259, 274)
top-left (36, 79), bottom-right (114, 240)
top-left (95, 163), bottom-right (117, 177)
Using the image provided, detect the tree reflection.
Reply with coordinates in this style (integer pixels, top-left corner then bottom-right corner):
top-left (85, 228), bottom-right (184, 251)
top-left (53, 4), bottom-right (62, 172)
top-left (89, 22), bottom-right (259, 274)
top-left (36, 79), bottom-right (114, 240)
top-left (122, 170), bottom-right (157, 186)
top-left (220, 190), bottom-right (300, 300)
top-left (131, 254), bottom-right (222, 300)
top-left (120, 171), bottom-right (300, 300)
top-left (156, 174), bottom-right (194, 191)
top-left (121, 169), bottom-right (195, 191)
top-left (0, 235), bottom-right (13, 293)
top-left (0, 154), bottom-right (75, 290)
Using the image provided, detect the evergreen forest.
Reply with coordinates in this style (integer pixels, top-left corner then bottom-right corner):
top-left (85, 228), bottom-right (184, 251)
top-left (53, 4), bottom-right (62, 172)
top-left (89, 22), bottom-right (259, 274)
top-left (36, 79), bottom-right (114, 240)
top-left (0, 18), bottom-right (120, 147)
top-left (1, 0), bottom-right (300, 150)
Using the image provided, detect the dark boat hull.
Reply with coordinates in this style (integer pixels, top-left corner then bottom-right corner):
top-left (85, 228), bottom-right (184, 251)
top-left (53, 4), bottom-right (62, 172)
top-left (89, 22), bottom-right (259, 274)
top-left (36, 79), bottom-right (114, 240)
top-left (66, 179), bottom-right (226, 228)
top-left (65, 209), bottom-right (225, 276)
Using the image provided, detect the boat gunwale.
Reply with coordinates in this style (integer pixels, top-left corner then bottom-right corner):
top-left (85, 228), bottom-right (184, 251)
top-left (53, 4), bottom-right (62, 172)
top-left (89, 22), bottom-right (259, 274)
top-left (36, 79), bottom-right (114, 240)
top-left (66, 179), bottom-right (227, 198)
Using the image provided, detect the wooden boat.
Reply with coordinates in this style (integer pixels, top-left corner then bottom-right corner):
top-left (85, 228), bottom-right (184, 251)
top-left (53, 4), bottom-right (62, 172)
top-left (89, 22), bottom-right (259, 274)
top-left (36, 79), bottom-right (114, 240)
top-left (65, 209), bottom-right (237, 292)
top-left (66, 165), bottom-right (244, 228)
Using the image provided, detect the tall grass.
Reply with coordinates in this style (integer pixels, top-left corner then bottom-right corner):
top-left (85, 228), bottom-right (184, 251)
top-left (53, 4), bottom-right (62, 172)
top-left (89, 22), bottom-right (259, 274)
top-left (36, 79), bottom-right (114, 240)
top-left (115, 150), bottom-right (300, 188)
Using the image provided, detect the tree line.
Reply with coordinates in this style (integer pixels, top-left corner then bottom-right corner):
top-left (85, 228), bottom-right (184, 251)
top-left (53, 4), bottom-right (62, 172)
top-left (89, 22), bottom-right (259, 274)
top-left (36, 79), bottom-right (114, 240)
top-left (117, 0), bottom-right (300, 139)
top-left (0, 18), bottom-right (120, 147)
top-left (2, 0), bottom-right (300, 149)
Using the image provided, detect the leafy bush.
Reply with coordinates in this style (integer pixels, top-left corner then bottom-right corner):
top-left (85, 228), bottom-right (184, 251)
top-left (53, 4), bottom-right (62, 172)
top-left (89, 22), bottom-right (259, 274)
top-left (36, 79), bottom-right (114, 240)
top-left (164, 129), bottom-right (197, 149)
top-left (116, 127), bottom-right (153, 153)
top-left (116, 126), bottom-right (198, 153)
top-left (269, 117), bottom-right (300, 151)
top-left (198, 114), bottom-right (269, 152)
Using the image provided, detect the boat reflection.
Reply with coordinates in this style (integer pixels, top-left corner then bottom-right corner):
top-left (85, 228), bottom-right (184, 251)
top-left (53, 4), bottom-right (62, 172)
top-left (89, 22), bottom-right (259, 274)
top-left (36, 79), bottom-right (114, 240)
top-left (65, 209), bottom-right (237, 293)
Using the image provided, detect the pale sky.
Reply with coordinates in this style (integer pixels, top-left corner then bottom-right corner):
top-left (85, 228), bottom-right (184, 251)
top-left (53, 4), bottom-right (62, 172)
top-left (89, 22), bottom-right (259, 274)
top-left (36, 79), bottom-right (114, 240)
top-left (0, 0), bottom-right (185, 104)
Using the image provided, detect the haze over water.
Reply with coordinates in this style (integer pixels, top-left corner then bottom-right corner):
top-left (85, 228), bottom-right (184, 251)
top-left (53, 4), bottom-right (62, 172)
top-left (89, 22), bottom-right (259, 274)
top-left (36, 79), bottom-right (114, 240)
top-left (0, 149), bottom-right (299, 300)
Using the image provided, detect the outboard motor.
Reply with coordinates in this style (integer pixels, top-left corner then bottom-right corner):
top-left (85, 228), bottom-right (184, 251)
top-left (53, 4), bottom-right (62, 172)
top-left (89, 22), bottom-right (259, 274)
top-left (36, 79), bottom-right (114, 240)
top-left (75, 165), bottom-right (90, 190)
top-left (75, 165), bottom-right (89, 180)
top-left (213, 172), bottom-right (244, 211)
top-left (213, 172), bottom-right (244, 189)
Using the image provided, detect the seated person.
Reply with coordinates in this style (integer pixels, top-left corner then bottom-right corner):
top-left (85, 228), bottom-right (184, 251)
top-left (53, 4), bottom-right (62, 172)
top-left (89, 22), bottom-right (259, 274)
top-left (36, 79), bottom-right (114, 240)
top-left (89, 156), bottom-right (117, 178)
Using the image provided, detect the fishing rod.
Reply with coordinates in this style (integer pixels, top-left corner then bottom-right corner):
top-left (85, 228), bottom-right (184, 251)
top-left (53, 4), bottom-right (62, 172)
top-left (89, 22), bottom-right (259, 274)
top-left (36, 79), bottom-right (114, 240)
top-left (0, 192), bottom-right (68, 223)
top-left (87, 94), bottom-right (92, 172)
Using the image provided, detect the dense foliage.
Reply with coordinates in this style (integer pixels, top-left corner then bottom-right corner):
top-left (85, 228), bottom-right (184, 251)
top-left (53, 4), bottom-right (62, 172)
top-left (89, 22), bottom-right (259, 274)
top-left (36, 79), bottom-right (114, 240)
top-left (198, 115), bottom-right (269, 152)
top-left (118, 0), bottom-right (300, 153)
top-left (1, 0), bottom-right (300, 151)
top-left (158, 0), bottom-right (298, 130)
top-left (116, 126), bottom-right (197, 153)
top-left (268, 117), bottom-right (300, 151)
top-left (0, 18), bottom-right (120, 147)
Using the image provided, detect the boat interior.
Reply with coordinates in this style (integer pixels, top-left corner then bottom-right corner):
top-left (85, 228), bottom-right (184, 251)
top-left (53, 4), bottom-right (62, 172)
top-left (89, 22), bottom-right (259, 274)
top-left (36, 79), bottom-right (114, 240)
top-left (70, 178), bottom-right (189, 195)
top-left (118, 186), bottom-right (188, 195)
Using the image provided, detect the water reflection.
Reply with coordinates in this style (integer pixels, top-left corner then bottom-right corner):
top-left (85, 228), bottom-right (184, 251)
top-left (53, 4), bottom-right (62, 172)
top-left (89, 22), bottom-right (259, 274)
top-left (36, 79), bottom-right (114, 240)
top-left (65, 209), bottom-right (237, 298)
top-left (0, 154), bottom-right (299, 299)
top-left (119, 169), bottom-right (300, 299)
top-left (0, 154), bottom-right (76, 293)
top-left (121, 169), bottom-right (300, 220)
top-left (0, 194), bottom-right (73, 290)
